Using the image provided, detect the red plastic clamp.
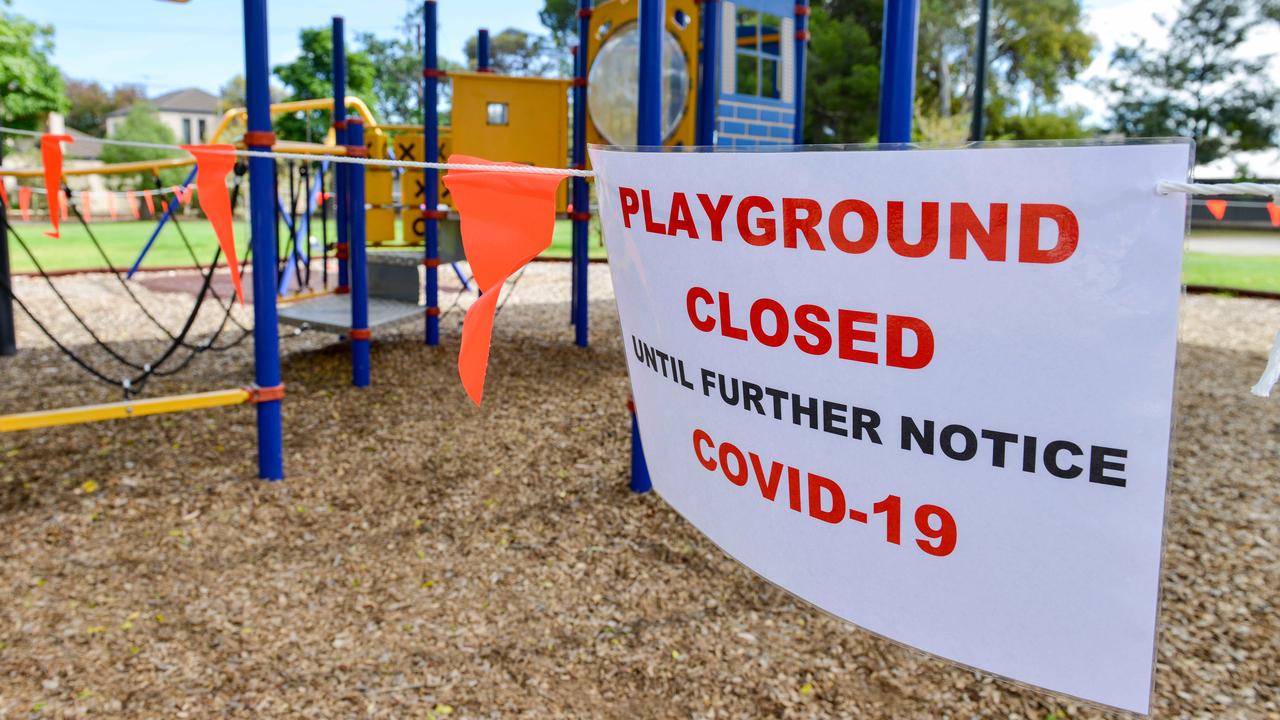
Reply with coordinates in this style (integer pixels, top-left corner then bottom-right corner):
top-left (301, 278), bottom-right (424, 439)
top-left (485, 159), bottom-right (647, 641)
top-left (245, 384), bottom-right (285, 403)
top-left (243, 130), bottom-right (276, 147)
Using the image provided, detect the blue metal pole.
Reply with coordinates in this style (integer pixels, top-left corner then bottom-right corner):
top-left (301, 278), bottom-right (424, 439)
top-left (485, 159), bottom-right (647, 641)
top-left (348, 118), bottom-right (371, 388)
top-left (477, 28), bottom-right (491, 72)
top-left (629, 408), bottom-right (651, 493)
top-left (793, 0), bottom-right (810, 144)
top-left (423, 0), bottom-right (441, 346)
top-left (243, 0), bottom-right (284, 480)
top-left (637, 0), bottom-right (665, 146)
top-left (878, 0), bottom-right (919, 144)
top-left (126, 167), bottom-right (198, 278)
top-left (630, 0), bottom-right (663, 494)
top-left (332, 16), bottom-right (350, 295)
top-left (572, 0), bottom-right (592, 348)
top-left (696, 0), bottom-right (720, 145)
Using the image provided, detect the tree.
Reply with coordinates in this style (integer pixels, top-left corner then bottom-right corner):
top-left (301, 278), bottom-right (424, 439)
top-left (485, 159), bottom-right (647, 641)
top-left (1103, 0), bottom-right (1278, 165)
top-left (218, 73), bottom-right (287, 113)
top-left (464, 28), bottom-right (557, 76)
top-left (916, 0), bottom-right (1094, 139)
top-left (540, 0), bottom-right (577, 50)
top-left (63, 78), bottom-right (143, 136)
top-left (804, 0), bottom-right (1094, 143)
top-left (272, 27), bottom-right (376, 140)
top-left (804, 0), bottom-right (884, 143)
top-left (359, 32), bottom-right (422, 124)
top-left (0, 3), bottom-right (66, 131)
top-left (99, 104), bottom-right (186, 189)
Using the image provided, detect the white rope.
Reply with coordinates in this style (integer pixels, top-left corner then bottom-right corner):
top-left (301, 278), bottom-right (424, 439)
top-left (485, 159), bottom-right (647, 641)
top-left (0, 125), bottom-right (596, 178)
top-left (3, 125), bottom-right (1276, 192)
top-left (1157, 180), bottom-right (1280, 200)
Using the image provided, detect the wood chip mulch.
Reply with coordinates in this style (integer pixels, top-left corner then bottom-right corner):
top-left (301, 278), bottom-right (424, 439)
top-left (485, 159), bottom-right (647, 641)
top-left (0, 268), bottom-right (1276, 718)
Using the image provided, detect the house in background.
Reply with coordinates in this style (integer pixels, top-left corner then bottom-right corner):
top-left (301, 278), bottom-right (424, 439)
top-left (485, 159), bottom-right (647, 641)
top-left (105, 87), bottom-right (220, 144)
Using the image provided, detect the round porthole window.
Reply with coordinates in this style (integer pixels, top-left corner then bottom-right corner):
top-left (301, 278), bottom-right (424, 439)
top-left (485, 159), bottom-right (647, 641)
top-left (587, 21), bottom-right (690, 146)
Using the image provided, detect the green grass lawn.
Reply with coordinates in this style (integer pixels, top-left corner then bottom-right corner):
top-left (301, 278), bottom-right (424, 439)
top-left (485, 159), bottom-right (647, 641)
top-left (8, 220), bottom-right (1278, 294)
top-left (1181, 252), bottom-right (1280, 293)
top-left (4, 217), bottom-right (605, 274)
top-left (5, 219), bottom-right (250, 273)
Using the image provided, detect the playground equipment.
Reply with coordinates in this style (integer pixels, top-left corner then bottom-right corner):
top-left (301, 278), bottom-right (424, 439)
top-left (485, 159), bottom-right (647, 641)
top-left (0, 0), bottom-right (894, 483)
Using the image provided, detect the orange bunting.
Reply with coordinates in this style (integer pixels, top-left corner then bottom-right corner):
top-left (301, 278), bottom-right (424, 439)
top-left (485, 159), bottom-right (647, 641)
top-left (40, 134), bottom-right (72, 237)
top-left (182, 144), bottom-right (244, 303)
top-left (143, 189), bottom-right (155, 216)
top-left (0, 181), bottom-right (8, 210)
top-left (58, 191), bottom-right (68, 221)
top-left (81, 191), bottom-right (93, 222)
top-left (1268, 202), bottom-right (1280, 228)
top-left (18, 187), bottom-right (31, 222)
top-left (107, 192), bottom-right (118, 221)
top-left (440, 155), bottom-right (567, 405)
top-left (1205, 198), bottom-right (1228, 220)
top-left (178, 184), bottom-right (194, 207)
top-left (126, 191), bottom-right (140, 219)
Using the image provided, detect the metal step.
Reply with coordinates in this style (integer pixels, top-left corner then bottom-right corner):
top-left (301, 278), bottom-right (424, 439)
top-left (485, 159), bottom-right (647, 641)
top-left (276, 293), bottom-right (421, 333)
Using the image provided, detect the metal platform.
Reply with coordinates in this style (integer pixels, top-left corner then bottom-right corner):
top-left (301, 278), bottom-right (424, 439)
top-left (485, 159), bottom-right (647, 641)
top-left (276, 293), bottom-right (421, 334)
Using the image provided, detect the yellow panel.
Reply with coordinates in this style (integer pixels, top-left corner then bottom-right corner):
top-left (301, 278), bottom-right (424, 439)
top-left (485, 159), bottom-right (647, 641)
top-left (402, 207), bottom-right (427, 245)
top-left (586, 0), bottom-right (700, 151)
top-left (366, 207), bottom-right (395, 244)
top-left (367, 169), bottom-right (393, 205)
top-left (364, 133), bottom-right (387, 160)
top-left (448, 72), bottom-right (571, 211)
top-left (392, 134), bottom-right (423, 162)
top-left (397, 133), bottom-right (454, 213)
top-left (399, 170), bottom-right (432, 208)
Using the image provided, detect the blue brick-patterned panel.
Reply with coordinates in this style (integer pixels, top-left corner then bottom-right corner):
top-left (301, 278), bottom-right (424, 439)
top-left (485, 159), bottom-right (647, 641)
top-left (716, 98), bottom-right (796, 147)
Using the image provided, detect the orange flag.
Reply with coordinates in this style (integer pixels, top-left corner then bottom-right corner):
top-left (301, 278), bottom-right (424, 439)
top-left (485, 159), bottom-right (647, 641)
top-left (81, 191), bottom-right (93, 222)
top-left (107, 191), bottom-right (118, 221)
top-left (143, 189), bottom-right (155, 216)
top-left (178, 184), bottom-right (194, 207)
top-left (0, 181), bottom-right (8, 210)
top-left (1205, 199), bottom-right (1228, 220)
top-left (441, 155), bottom-right (566, 405)
top-left (1268, 202), bottom-right (1280, 228)
top-left (126, 191), bottom-right (140, 219)
top-left (182, 144), bottom-right (244, 303)
top-left (18, 187), bottom-right (31, 221)
top-left (58, 190), bottom-right (68, 221)
top-left (40, 134), bottom-right (72, 237)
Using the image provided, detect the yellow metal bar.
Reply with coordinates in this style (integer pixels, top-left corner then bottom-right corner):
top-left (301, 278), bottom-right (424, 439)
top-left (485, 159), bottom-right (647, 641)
top-left (237, 140), bottom-right (350, 157)
top-left (278, 288), bottom-right (333, 305)
top-left (0, 157), bottom-right (195, 179)
top-left (209, 96), bottom-right (383, 145)
top-left (0, 388), bottom-right (252, 432)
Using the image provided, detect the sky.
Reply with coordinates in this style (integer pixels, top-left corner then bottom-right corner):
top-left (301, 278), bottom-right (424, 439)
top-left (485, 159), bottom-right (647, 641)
top-left (9, 0), bottom-right (548, 95)
top-left (11, 0), bottom-right (1280, 127)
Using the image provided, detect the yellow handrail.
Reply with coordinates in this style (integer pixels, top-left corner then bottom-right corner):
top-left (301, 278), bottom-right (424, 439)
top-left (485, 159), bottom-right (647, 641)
top-left (0, 388), bottom-right (253, 432)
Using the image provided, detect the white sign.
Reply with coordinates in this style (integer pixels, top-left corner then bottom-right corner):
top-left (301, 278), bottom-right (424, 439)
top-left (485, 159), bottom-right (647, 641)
top-left (590, 142), bottom-right (1191, 715)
